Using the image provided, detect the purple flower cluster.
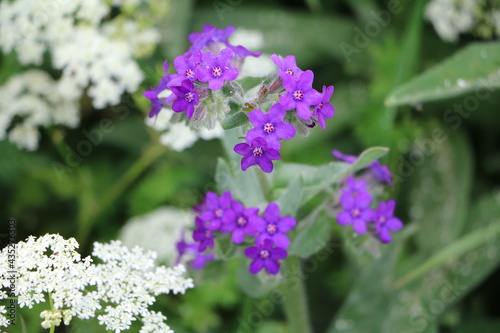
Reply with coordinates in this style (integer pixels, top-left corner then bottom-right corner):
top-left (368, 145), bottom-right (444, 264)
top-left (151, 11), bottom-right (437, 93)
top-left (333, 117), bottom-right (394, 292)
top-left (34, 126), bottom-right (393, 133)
top-left (271, 54), bottom-right (335, 129)
top-left (176, 191), bottom-right (296, 275)
top-left (144, 24), bottom-right (260, 119)
top-left (234, 54), bottom-right (335, 173)
top-left (333, 151), bottom-right (403, 243)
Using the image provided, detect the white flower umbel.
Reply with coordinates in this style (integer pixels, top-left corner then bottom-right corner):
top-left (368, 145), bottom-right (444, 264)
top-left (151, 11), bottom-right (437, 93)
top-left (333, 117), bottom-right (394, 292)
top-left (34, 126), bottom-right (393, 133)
top-left (0, 70), bottom-right (80, 150)
top-left (0, 0), bottom-right (161, 150)
top-left (120, 207), bottom-right (195, 265)
top-left (425, 0), bottom-right (500, 42)
top-left (146, 108), bottom-right (224, 152)
top-left (0, 234), bottom-right (194, 332)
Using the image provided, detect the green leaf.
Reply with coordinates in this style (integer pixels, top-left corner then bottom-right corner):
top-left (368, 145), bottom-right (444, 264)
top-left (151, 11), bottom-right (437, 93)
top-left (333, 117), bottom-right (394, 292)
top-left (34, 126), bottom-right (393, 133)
top-left (289, 210), bottom-right (331, 258)
top-left (385, 42), bottom-right (500, 106)
top-left (408, 127), bottom-right (472, 255)
top-left (238, 76), bottom-right (266, 92)
top-left (273, 146), bottom-right (388, 203)
top-left (275, 176), bottom-right (303, 217)
top-left (221, 106), bottom-right (249, 130)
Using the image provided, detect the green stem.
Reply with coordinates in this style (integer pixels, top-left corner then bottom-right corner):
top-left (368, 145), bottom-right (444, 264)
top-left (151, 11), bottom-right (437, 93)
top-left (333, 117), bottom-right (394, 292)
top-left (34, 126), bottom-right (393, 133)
top-left (48, 293), bottom-right (55, 333)
top-left (77, 143), bottom-right (165, 244)
top-left (393, 222), bottom-right (500, 288)
top-left (279, 256), bottom-right (312, 333)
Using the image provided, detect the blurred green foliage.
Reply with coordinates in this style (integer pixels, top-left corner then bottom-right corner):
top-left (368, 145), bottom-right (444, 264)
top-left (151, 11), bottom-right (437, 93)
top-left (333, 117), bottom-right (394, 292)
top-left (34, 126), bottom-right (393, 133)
top-left (1, 0), bottom-right (500, 332)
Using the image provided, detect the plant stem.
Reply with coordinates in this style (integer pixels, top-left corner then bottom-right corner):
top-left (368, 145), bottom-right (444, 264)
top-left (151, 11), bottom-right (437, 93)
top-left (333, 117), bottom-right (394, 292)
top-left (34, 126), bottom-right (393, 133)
top-left (48, 293), bottom-right (55, 333)
top-left (77, 143), bottom-right (165, 244)
top-left (279, 255), bottom-right (312, 333)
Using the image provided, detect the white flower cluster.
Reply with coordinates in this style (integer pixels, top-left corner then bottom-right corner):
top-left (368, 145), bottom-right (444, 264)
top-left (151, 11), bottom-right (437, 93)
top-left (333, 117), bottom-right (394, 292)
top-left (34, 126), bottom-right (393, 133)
top-left (0, 234), bottom-right (193, 332)
top-left (0, 0), bottom-right (161, 149)
top-left (425, 0), bottom-right (500, 42)
top-left (146, 106), bottom-right (224, 152)
top-left (120, 207), bottom-right (195, 265)
top-left (0, 70), bottom-right (80, 150)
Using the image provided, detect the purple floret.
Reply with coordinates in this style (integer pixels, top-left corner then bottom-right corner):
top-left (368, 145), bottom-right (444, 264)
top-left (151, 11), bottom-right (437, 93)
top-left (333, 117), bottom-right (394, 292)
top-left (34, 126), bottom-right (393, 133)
top-left (197, 191), bottom-right (235, 230)
top-left (245, 103), bottom-right (296, 150)
top-left (197, 48), bottom-right (239, 90)
top-left (270, 54), bottom-right (303, 79)
top-left (219, 200), bottom-right (260, 244)
top-left (252, 202), bottom-right (296, 249)
top-left (170, 79), bottom-right (199, 119)
top-left (192, 217), bottom-right (216, 252)
top-left (234, 137), bottom-right (281, 173)
top-left (313, 85), bottom-right (335, 130)
top-left (143, 61), bottom-right (176, 118)
top-left (244, 239), bottom-right (288, 275)
top-left (373, 199), bottom-right (403, 243)
top-left (188, 24), bottom-right (235, 51)
top-left (173, 50), bottom-right (202, 81)
top-left (280, 70), bottom-right (322, 120)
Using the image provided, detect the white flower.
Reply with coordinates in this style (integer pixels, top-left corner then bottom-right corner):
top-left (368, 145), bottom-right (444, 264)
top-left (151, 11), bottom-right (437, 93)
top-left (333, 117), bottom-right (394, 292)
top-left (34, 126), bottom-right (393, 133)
top-left (146, 108), bottom-right (224, 152)
top-left (0, 234), bottom-right (194, 332)
top-left (0, 70), bottom-right (80, 150)
top-left (120, 207), bottom-right (195, 265)
top-left (0, 0), bottom-right (162, 150)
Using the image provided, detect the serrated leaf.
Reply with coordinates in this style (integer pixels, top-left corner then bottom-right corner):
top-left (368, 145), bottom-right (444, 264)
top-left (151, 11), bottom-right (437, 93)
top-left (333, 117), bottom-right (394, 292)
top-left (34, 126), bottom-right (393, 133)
top-left (288, 210), bottom-right (331, 258)
top-left (385, 42), bottom-right (500, 106)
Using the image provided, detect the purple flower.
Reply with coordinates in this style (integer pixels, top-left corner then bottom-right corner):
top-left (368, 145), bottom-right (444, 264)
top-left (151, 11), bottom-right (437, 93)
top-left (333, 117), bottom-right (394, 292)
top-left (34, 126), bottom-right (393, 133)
top-left (197, 48), bottom-right (239, 90)
top-left (219, 201), bottom-right (260, 244)
top-left (175, 229), bottom-right (199, 265)
top-left (192, 218), bottom-right (216, 252)
top-left (234, 137), bottom-right (281, 173)
top-left (332, 150), bottom-right (392, 185)
top-left (373, 200), bottom-right (403, 243)
top-left (192, 253), bottom-right (215, 270)
top-left (245, 103), bottom-right (296, 150)
top-left (197, 191), bottom-right (235, 230)
top-left (280, 70), bottom-right (322, 120)
top-left (253, 202), bottom-right (296, 248)
top-left (143, 61), bottom-right (175, 118)
top-left (244, 239), bottom-right (288, 275)
top-left (337, 176), bottom-right (374, 234)
top-left (313, 85), bottom-right (335, 130)
top-left (270, 54), bottom-right (303, 79)
top-left (228, 44), bottom-right (262, 59)
top-left (336, 200), bottom-right (374, 234)
top-left (188, 25), bottom-right (235, 51)
top-left (176, 229), bottom-right (215, 270)
top-left (370, 160), bottom-right (393, 186)
top-left (170, 79), bottom-right (199, 119)
top-left (331, 150), bottom-right (357, 164)
top-left (173, 50), bottom-right (202, 81)
top-left (339, 176), bottom-right (373, 208)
